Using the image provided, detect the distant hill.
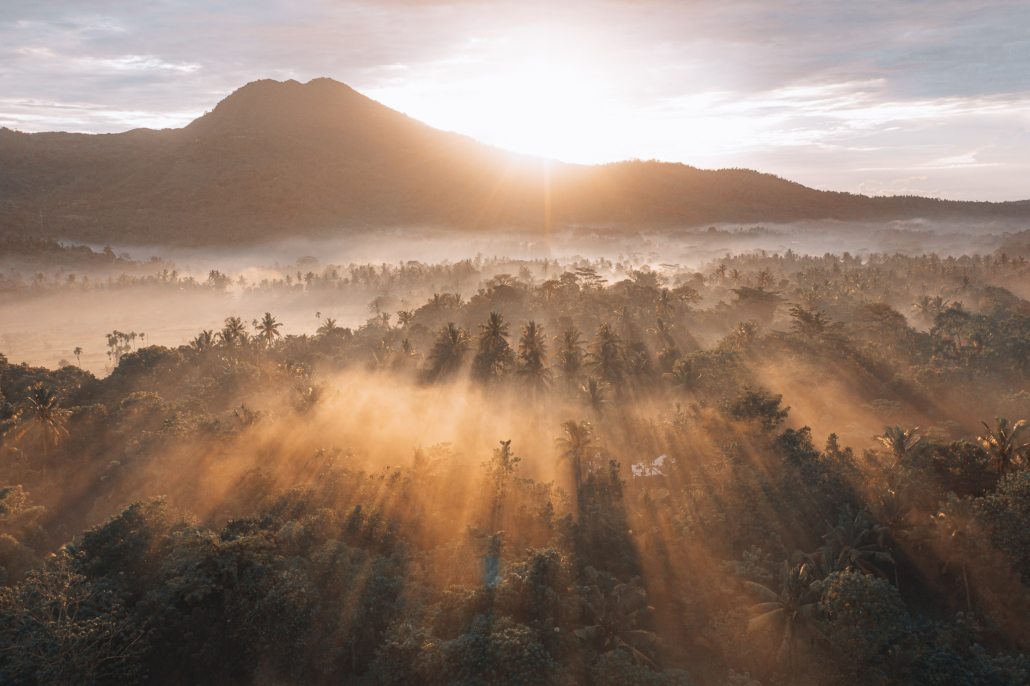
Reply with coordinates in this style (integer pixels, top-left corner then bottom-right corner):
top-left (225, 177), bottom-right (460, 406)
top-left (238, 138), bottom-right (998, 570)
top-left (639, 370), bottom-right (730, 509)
top-left (1, 78), bottom-right (1027, 245)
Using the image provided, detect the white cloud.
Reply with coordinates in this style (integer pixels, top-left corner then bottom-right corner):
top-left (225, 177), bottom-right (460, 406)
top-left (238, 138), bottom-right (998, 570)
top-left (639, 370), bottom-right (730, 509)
top-left (1, 0), bottom-right (1028, 200)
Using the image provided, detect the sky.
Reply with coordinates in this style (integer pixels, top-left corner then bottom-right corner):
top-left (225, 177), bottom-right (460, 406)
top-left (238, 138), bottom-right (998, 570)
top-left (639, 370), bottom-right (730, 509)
top-left (2, 0), bottom-right (1028, 201)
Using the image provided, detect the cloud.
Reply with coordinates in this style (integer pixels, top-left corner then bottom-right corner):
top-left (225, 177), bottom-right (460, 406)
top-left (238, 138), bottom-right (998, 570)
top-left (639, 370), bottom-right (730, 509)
top-left (0, 0), bottom-right (1028, 200)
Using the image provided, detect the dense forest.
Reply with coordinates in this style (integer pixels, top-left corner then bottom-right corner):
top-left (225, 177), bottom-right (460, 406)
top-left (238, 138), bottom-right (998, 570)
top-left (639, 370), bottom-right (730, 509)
top-left (3, 78), bottom-right (1029, 245)
top-left (3, 245), bottom-right (1030, 685)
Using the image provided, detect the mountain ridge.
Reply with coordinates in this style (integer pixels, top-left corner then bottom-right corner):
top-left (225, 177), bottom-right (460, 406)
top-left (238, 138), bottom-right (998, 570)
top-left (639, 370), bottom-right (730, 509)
top-left (1, 78), bottom-right (1027, 246)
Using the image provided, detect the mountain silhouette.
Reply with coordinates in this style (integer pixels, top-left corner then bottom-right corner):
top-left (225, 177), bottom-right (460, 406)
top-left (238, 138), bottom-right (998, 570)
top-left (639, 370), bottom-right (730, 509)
top-left (1, 77), bottom-right (1027, 245)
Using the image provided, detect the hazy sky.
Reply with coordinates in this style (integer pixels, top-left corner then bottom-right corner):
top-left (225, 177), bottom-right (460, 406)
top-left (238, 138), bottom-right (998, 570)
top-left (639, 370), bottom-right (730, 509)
top-left (2, 0), bottom-right (1028, 201)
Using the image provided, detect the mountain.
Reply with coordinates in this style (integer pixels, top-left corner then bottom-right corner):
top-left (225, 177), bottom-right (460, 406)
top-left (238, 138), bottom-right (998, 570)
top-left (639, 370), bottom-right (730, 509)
top-left (1, 77), bottom-right (1027, 245)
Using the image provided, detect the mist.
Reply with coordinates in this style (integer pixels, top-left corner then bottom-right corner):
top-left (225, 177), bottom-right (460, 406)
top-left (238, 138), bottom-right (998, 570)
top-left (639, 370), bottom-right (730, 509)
top-left (4, 219), bottom-right (1030, 685)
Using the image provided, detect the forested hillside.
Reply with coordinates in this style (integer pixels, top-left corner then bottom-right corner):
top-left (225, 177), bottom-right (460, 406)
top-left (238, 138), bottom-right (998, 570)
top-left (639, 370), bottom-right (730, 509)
top-left (1, 78), bottom-right (1027, 246)
top-left (3, 249), bottom-right (1030, 685)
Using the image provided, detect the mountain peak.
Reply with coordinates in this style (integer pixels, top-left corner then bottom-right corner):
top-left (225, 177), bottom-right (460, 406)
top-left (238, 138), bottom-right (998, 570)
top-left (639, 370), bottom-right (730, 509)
top-left (2, 76), bottom-right (1028, 246)
top-left (185, 77), bottom-right (392, 137)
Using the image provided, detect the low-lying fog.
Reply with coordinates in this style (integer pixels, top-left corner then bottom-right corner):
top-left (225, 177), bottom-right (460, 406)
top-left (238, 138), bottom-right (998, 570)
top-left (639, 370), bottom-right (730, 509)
top-left (1, 220), bottom-right (1027, 375)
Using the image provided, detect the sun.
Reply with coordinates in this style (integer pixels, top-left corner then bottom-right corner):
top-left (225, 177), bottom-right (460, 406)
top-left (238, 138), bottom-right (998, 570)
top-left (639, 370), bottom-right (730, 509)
top-left (366, 37), bottom-right (635, 164)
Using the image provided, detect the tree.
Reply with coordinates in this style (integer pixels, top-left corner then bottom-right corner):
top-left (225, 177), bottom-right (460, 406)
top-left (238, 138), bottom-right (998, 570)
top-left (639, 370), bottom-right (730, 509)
top-left (471, 312), bottom-right (515, 381)
top-left (933, 302), bottom-right (972, 349)
top-left (977, 417), bottom-right (1028, 475)
top-left (912, 294), bottom-right (948, 326)
top-left (428, 323), bottom-right (471, 379)
top-left (788, 305), bottom-right (832, 341)
top-left (15, 383), bottom-right (69, 460)
top-left (482, 440), bottom-right (520, 532)
top-left (409, 444), bottom-right (446, 485)
top-left (868, 483), bottom-right (914, 586)
top-left (316, 317), bottom-right (340, 336)
top-left (396, 310), bottom-right (414, 329)
top-left (930, 493), bottom-right (979, 612)
top-left (588, 323), bottom-right (624, 384)
top-left (745, 563), bottom-right (826, 685)
top-left (554, 326), bottom-right (585, 388)
top-left (874, 425), bottom-right (922, 477)
top-left (663, 358), bottom-right (700, 395)
top-left (722, 385), bottom-right (789, 431)
top-left (813, 504), bottom-right (895, 580)
top-left (647, 316), bottom-right (676, 348)
top-left (253, 312), bottom-right (283, 348)
top-left (190, 330), bottom-right (215, 353)
top-left (732, 320), bottom-right (760, 349)
top-left (555, 420), bottom-right (596, 501)
top-left (974, 470), bottom-right (1030, 582)
top-left (516, 320), bottom-right (551, 396)
top-left (73, 347), bottom-right (83, 367)
top-left (581, 377), bottom-right (609, 418)
top-left (0, 555), bottom-right (149, 685)
top-left (219, 316), bottom-right (248, 350)
top-left (574, 567), bottom-right (659, 668)
top-left (859, 303), bottom-right (908, 346)
top-left (731, 286), bottom-right (782, 326)
top-left (819, 571), bottom-right (906, 679)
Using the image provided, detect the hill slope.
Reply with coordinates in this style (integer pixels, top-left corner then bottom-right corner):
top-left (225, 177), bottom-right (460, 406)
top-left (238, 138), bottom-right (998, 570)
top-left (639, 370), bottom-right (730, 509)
top-left (1, 78), bottom-right (1027, 245)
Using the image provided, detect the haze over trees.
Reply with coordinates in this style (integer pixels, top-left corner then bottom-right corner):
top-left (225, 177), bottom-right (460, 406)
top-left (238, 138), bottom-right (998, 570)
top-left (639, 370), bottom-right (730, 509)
top-left (3, 242), bottom-right (1030, 685)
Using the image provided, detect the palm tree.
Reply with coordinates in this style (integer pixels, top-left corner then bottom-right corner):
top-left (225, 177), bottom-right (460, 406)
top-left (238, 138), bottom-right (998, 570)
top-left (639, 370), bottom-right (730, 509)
top-left (316, 318), bottom-right (340, 336)
top-left (73, 347), bottom-right (82, 367)
top-left (233, 404), bottom-right (264, 428)
top-left (190, 330), bottom-right (215, 353)
top-left (472, 312), bottom-right (514, 380)
top-left (479, 311), bottom-right (510, 351)
top-left (615, 306), bottom-right (640, 344)
top-left (574, 568), bottom-right (659, 668)
top-left (647, 317), bottom-right (676, 349)
top-left (16, 383), bottom-right (70, 465)
top-left (931, 493), bottom-right (978, 612)
top-left (581, 377), bottom-right (609, 417)
top-left (517, 320), bottom-right (551, 395)
top-left (396, 310), bottom-right (414, 329)
top-left (400, 338), bottom-right (422, 365)
top-left (371, 338), bottom-right (393, 369)
top-left (814, 504), bottom-right (895, 580)
top-left (254, 312), bottom-right (283, 348)
top-left (663, 358), bottom-right (700, 394)
top-left (869, 483), bottom-right (914, 587)
top-left (977, 416), bottom-right (1028, 475)
top-left (745, 563), bottom-right (826, 685)
top-left (554, 326), bottom-right (585, 388)
top-left (587, 323), bottom-right (623, 383)
top-left (219, 316), bottom-right (248, 349)
top-left (410, 445), bottom-right (442, 485)
top-left (654, 289), bottom-right (677, 320)
top-left (555, 420), bottom-right (596, 499)
top-left (874, 424), bottom-right (922, 477)
top-left (294, 384), bottom-right (326, 414)
top-left (734, 320), bottom-right (760, 348)
top-left (428, 323), bottom-right (471, 379)
top-left (913, 294), bottom-right (950, 325)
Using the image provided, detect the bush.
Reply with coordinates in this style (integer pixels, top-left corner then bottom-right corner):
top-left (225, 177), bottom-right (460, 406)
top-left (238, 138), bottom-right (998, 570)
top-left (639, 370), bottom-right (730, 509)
top-left (589, 649), bottom-right (694, 686)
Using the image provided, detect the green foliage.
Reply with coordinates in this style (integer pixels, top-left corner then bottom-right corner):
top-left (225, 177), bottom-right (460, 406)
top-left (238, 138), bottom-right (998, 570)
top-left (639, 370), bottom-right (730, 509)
top-left (0, 555), bottom-right (149, 685)
top-left (820, 571), bottom-right (906, 677)
top-left (721, 386), bottom-right (790, 431)
top-left (589, 649), bottom-right (694, 686)
top-left (4, 246), bottom-right (1030, 685)
top-left (974, 470), bottom-right (1030, 581)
